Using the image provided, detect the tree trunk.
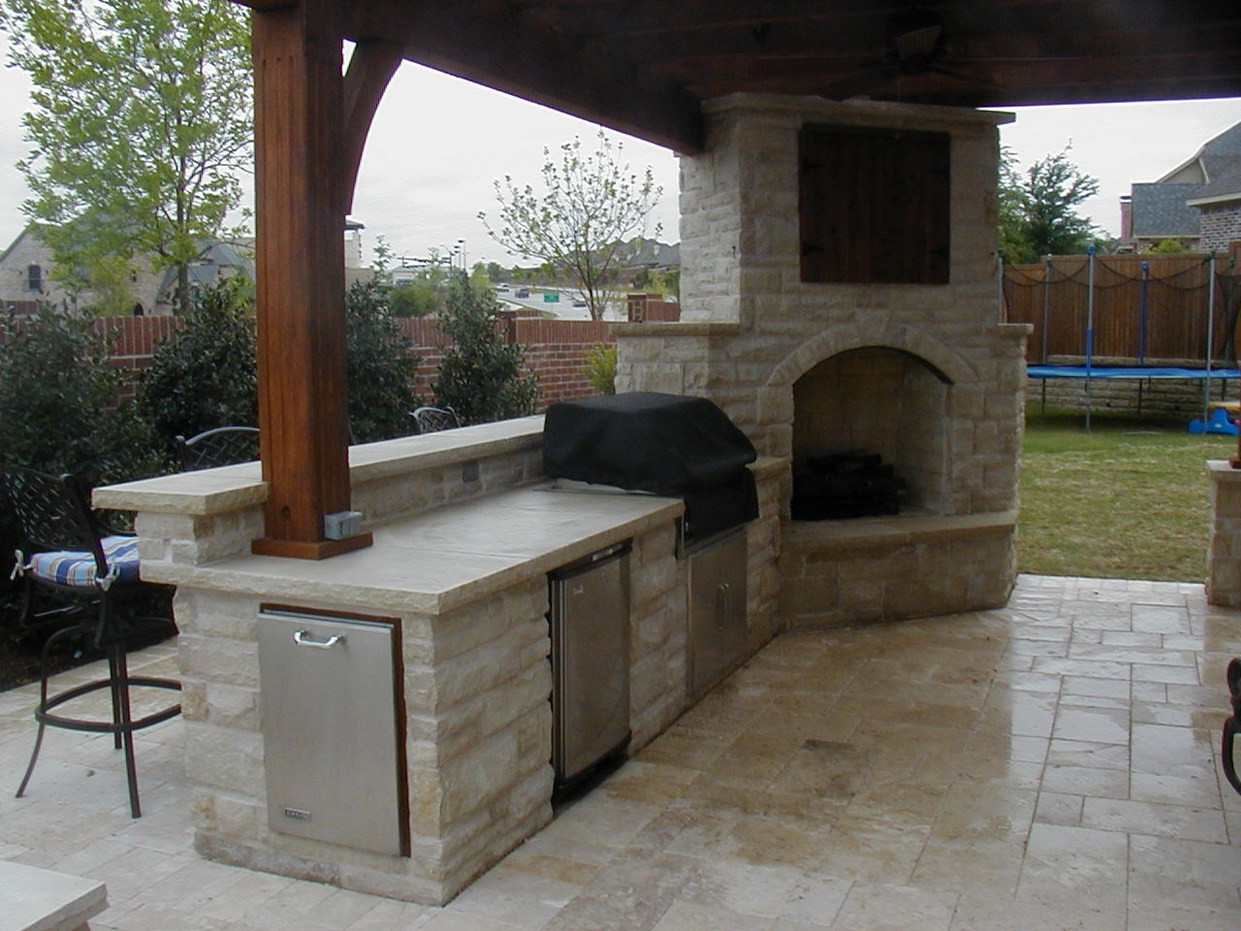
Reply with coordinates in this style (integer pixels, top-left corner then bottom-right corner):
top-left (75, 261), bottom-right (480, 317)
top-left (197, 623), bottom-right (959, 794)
top-left (177, 262), bottom-right (191, 316)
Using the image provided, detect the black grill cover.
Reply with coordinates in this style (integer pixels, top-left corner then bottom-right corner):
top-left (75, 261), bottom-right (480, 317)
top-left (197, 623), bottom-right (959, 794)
top-left (543, 392), bottom-right (758, 542)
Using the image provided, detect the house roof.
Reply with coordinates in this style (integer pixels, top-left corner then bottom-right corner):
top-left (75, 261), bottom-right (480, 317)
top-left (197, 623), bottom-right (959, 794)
top-left (1160, 120), bottom-right (1241, 184)
top-left (1130, 182), bottom-right (1204, 237)
top-left (621, 239), bottom-right (680, 268)
top-left (1187, 162), bottom-right (1241, 205)
top-left (242, 1), bottom-right (1241, 155)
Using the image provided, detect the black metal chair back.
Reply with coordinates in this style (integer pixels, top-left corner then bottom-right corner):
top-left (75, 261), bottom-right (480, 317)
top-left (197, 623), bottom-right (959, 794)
top-left (412, 406), bottom-right (461, 434)
top-left (175, 425), bottom-right (259, 471)
top-left (2, 468), bottom-right (107, 589)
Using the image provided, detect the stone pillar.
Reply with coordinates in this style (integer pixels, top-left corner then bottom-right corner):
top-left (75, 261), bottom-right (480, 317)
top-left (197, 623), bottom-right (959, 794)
top-left (1207, 460), bottom-right (1241, 605)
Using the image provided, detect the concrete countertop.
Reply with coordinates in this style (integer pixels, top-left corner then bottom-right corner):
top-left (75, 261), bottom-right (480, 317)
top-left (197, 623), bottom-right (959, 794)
top-left (137, 482), bottom-right (683, 616)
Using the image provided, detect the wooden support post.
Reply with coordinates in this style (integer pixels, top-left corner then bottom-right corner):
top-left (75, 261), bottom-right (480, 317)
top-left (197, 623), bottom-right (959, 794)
top-left (249, 0), bottom-right (371, 558)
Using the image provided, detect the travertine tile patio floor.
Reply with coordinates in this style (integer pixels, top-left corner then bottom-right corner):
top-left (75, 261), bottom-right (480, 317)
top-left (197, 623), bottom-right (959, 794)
top-left (3, 574), bottom-right (1241, 930)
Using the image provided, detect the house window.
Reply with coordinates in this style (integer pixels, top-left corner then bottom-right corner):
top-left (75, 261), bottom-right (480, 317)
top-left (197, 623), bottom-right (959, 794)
top-left (799, 124), bottom-right (950, 285)
top-left (25, 264), bottom-right (42, 291)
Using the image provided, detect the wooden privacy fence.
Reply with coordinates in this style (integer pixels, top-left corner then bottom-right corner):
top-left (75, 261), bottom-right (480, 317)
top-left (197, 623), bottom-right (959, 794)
top-left (1003, 252), bottom-right (1241, 366)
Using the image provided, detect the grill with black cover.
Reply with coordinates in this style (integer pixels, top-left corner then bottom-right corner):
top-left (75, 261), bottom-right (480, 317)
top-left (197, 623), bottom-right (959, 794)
top-left (542, 392), bottom-right (758, 547)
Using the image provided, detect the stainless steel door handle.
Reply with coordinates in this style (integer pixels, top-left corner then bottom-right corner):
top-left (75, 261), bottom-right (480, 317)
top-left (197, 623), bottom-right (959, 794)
top-left (294, 629), bottom-right (345, 649)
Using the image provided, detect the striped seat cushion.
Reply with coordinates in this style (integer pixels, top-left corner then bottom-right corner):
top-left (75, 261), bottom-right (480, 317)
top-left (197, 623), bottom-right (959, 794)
top-left (28, 535), bottom-right (141, 588)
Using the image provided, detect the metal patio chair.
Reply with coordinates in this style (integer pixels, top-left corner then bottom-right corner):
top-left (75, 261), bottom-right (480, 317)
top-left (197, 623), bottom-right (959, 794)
top-left (412, 406), bottom-right (461, 435)
top-left (1223, 657), bottom-right (1241, 797)
top-left (175, 425), bottom-right (259, 471)
top-left (1, 467), bottom-right (181, 818)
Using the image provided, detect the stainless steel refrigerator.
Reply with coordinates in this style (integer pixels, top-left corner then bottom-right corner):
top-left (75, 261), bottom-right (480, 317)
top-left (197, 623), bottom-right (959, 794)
top-left (549, 541), bottom-right (631, 787)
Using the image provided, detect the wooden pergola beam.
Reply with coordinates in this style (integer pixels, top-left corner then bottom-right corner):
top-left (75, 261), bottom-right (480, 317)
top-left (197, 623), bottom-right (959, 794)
top-left (342, 39), bottom-right (406, 212)
top-left (344, 1), bottom-right (705, 154)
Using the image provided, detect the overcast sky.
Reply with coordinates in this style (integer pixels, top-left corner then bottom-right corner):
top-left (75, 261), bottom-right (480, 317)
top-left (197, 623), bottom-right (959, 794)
top-left (1, 51), bottom-right (1239, 266)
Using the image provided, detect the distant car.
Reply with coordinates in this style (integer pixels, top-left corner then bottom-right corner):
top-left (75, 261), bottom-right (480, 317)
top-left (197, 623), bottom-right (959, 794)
top-left (496, 284), bottom-right (509, 293)
top-left (573, 300), bottom-right (587, 308)
top-left (516, 288), bottom-right (530, 298)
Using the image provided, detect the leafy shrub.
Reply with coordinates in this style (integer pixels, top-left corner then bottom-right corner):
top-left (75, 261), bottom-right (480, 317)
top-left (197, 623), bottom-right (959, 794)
top-left (138, 276), bottom-right (258, 451)
top-left (0, 308), bottom-right (161, 483)
top-left (345, 278), bottom-right (422, 442)
top-left (584, 342), bottom-right (617, 395)
top-left (433, 271), bottom-right (539, 424)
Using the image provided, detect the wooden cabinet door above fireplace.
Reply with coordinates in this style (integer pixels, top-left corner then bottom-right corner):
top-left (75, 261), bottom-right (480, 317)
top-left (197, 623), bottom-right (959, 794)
top-left (800, 124), bottom-right (950, 285)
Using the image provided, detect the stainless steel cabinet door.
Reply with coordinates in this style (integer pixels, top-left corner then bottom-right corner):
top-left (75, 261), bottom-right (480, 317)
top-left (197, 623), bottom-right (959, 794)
top-left (257, 609), bottom-right (406, 856)
top-left (688, 529), bottom-right (748, 698)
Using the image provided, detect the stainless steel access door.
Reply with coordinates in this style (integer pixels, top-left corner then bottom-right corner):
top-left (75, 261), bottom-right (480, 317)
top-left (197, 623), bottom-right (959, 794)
top-left (256, 607), bottom-right (407, 857)
top-left (688, 528), bottom-right (748, 698)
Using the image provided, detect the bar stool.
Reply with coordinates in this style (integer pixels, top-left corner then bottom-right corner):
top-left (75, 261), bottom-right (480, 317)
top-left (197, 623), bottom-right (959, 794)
top-left (2, 467), bottom-right (180, 817)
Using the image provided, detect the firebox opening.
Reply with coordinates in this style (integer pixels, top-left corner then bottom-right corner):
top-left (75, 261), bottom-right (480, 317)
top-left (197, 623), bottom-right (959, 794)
top-left (792, 346), bottom-right (951, 518)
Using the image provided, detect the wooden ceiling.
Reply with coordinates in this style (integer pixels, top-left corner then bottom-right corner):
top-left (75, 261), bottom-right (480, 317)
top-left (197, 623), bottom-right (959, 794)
top-left (333, 0), bottom-right (1241, 153)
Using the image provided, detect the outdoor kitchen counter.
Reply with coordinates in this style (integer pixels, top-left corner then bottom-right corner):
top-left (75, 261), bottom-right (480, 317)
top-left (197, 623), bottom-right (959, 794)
top-left (97, 478), bottom-right (683, 616)
top-left (91, 421), bottom-right (786, 907)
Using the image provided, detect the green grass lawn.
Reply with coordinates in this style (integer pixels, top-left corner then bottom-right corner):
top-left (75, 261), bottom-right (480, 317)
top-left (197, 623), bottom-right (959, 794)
top-left (1019, 409), bottom-right (1237, 582)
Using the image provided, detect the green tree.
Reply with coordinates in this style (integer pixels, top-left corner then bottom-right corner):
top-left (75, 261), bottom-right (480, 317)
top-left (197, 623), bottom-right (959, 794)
top-left (999, 146), bottom-right (1101, 263)
top-left (1149, 237), bottom-right (1189, 254)
top-left (1, 0), bottom-right (253, 315)
top-left (388, 281), bottom-right (438, 318)
top-left (138, 277), bottom-right (258, 450)
top-left (479, 130), bottom-right (662, 321)
top-left (344, 279), bottom-right (422, 442)
top-left (434, 272), bottom-right (539, 424)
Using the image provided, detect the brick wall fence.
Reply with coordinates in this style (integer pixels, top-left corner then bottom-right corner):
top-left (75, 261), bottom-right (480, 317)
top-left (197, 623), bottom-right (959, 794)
top-left (2, 310), bottom-right (626, 409)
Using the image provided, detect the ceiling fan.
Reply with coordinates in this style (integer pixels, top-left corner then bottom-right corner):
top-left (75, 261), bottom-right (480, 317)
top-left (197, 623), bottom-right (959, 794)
top-left (818, 5), bottom-right (993, 101)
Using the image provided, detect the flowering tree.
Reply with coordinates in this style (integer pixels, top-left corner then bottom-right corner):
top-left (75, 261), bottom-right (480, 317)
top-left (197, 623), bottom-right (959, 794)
top-left (480, 130), bottom-right (662, 321)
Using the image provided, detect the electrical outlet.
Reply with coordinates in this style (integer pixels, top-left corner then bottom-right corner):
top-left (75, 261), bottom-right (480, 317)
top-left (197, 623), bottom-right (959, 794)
top-left (323, 510), bottom-right (363, 540)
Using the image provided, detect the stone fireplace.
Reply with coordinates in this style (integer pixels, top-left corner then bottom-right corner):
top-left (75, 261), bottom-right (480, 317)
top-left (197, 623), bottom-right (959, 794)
top-left (617, 94), bottom-right (1029, 629)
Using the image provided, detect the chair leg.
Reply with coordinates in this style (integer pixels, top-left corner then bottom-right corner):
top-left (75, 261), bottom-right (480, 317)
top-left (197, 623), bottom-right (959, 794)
top-left (16, 599), bottom-right (55, 801)
top-left (112, 646), bottom-right (142, 818)
top-left (15, 721), bottom-right (47, 800)
top-left (108, 649), bottom-right (125, 750)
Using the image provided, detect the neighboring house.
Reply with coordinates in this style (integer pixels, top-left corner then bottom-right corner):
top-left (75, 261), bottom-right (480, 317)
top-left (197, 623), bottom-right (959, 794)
top-left (0, 224), bottom-right (371, 312)
top-left (1186, 161), bottom-right (1241, 252)
top-left (617, 238), bottom-right (680, 272)
top-left (0, 225), bottom-right (256, 314)
top-left (1120, 120), bottom-right (1241, 252)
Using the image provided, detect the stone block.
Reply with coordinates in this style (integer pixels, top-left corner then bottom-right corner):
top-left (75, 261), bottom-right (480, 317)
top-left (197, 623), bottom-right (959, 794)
top-left (179, 590), bottom-right (258, 639)
top-left (439, 729), bottom-right (520, 823)
top-left (184, 721), bottom-right (264, 796)
top-left (179, 632), bottom-right (259, 689)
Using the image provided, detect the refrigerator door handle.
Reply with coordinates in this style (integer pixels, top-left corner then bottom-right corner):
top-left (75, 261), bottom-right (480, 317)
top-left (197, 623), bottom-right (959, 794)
top-left (294, 629), bottom-right (346, 650)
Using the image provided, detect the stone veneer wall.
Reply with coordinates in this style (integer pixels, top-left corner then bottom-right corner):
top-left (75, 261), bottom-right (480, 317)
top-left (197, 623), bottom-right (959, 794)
top-left (617, 95), bottom-right (1028, 629)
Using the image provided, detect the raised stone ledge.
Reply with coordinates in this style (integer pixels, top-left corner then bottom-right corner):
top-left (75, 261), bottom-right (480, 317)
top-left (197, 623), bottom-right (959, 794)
top-left (93, 415), bottom-right (545, 516)
top-left (782, 510), bottom-right (1018, 553)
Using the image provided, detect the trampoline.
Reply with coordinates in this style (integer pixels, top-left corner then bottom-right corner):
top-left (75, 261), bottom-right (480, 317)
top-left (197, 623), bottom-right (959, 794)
top-left (1007, 249), bottom-right (1239, 430)
top-left (1028, 365), bottom-right (1241, 380)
